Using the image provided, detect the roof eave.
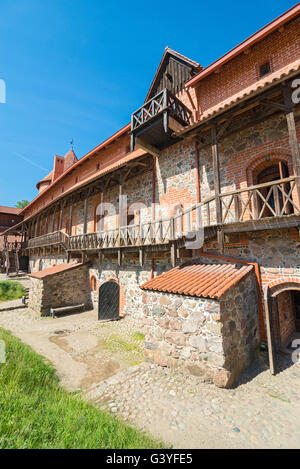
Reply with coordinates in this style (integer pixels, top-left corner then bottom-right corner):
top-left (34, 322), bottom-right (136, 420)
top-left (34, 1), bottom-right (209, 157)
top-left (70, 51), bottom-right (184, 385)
top-left (186, 3), bottom-right (300, 88)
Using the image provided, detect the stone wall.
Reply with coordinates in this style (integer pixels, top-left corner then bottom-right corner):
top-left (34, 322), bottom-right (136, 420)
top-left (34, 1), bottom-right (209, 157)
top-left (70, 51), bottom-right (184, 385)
top-left (28, 264), bottom-right (91, 316)
top-left (142, 270), bottom-right (259, 388)
top-left (28, 253), bottom-right (67, 273)
top-left (88, 255), bottom-right (172, 317)
top-left (205, 227), bottom-right (300, 343)
top-left (219, 271), bottom-right (260, 385)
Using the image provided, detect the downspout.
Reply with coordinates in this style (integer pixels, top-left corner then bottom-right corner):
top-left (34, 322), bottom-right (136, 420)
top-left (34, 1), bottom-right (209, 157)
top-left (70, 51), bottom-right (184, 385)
top-left (199, 248), bottom-right (266, 344)
top-left (151, 155), bottom-right (157, 279)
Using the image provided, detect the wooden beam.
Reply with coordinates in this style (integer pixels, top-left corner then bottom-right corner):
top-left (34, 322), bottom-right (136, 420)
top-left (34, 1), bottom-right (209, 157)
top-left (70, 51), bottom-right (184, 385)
top-left (264, 285), bottom-right (276, 376)
top-left (118, 248), bottom-right (122, 267)
top-left (171, 243), bottom-right (176, 268)
top-left (211, 123), bottom-right (224, 254)
top-left (259, 99), bottom-right (285, 111)
top-left (83, 196), bottom-right (88, 234)
top-left (69, 203), bottom-right (73, 236)
top-left (169, 116), bottom-right (184, 132)
top-left (217, 115), bottom-right (234, 140)
top-left (139, 247), bottom-right (144, 267)
top-left (283, 83), bottom-right (300, 202)
top-left (59, 206), bottom-right (63, 231)
top-left (136, 137), bottom-right (160, 158)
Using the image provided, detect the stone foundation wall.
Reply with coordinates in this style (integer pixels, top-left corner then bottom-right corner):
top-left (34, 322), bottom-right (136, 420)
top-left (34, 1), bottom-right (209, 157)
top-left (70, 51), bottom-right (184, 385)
top-left (28, 264), bottom-right (91, 316)
top-left (219, 271), bottom-right (260, 385)
top-left (88, 255), bottom-right (172, 317)
top-left (28, 254), bottom-right (67, 273)
top-left (142, 270), bottom-right (259, 388)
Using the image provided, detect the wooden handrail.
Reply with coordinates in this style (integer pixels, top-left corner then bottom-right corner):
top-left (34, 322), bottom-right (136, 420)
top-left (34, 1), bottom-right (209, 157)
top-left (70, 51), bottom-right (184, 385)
top-left (29, 177), bottom-right (300, 251)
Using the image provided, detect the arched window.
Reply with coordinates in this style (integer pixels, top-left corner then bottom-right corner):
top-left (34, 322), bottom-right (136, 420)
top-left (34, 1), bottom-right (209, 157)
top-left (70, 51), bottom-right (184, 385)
top-left (255, 161), bottom-right (292, 218)
top-left (90, 275), bottom-right (97, 292)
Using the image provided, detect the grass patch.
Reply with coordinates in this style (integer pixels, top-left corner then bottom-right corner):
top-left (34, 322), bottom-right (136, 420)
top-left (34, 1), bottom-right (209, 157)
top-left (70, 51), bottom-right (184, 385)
top-left (0, 281), bottom-right (26, 302)
top-left (268, 393), bottom-right (290, 403)
top-left (133, 332), bottom-right (145, 341)
top-left (0, 328), bottom-right (163, 449)
top-left (102, 333), bottom-right (143, 354)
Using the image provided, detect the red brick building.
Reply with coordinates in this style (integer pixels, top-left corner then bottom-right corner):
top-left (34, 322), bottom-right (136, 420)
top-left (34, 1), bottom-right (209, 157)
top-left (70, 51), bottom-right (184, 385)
top-left (2, 4), bottom-right (300, 386)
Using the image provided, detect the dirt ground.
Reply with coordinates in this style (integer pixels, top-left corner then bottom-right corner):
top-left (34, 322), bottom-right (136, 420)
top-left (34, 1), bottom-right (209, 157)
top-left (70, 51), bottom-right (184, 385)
top-left (0, 305), bottom-right (145, 391)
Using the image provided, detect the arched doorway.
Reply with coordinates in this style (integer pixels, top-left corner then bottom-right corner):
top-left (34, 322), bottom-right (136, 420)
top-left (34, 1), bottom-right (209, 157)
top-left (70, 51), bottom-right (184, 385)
top-left (256, 161), bottom-right (292, 218)
top-left (274, 289), bottom-right (300, 349)
top-left (98, 281), bottom-right (120, 321)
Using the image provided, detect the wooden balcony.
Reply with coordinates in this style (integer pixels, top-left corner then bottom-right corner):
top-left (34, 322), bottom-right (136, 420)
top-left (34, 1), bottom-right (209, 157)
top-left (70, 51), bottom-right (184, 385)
top-left (27, 177), bottom-right (300, 255)
top-left (27, 231), bottom-right (69, 250)
top-left (131, 88), bottom-right (192, 151)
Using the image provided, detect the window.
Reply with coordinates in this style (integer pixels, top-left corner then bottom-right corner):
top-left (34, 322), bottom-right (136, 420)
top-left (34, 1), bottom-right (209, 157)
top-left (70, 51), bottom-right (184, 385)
top-left (90, 275), bottom-right (97, 292)
top-left (259, 61), bottom-right (271, 78)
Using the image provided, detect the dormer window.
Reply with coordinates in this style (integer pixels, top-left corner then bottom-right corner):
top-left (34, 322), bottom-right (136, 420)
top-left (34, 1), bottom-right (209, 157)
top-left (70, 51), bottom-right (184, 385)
top-left (259, 61), bottom-right (271, 78)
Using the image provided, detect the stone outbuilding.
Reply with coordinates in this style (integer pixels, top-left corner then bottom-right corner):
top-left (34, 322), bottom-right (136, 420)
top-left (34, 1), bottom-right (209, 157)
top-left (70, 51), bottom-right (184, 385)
top-left (140, 258), bottom-right (260, 388)
top-left (28, 263), bottom-right (91, 316)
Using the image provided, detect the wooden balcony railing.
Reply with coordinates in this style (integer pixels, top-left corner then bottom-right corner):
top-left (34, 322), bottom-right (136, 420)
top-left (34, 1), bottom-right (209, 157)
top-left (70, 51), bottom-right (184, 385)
top-left (27, 177), bottom-right (300, 252)
top-left (131, 88), bottom-right (192, 131)
top-left (27, 231), bottom-right (69, 249)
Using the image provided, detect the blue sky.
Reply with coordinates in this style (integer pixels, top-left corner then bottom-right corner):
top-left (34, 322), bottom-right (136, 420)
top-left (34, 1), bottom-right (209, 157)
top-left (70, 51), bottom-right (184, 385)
top-left (0, 0), bottom-right (296, 206)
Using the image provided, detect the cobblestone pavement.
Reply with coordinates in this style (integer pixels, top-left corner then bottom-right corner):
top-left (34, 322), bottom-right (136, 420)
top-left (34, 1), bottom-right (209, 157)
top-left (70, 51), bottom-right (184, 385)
top-left (86, 353), bottom-right (300, 449)
top-left (1, 305), bottom-right (300, 448)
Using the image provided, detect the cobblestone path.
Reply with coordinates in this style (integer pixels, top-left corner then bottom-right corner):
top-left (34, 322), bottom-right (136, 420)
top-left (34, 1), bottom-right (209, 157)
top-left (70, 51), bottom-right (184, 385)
top-left (86, 353), bottom-right (300, 449)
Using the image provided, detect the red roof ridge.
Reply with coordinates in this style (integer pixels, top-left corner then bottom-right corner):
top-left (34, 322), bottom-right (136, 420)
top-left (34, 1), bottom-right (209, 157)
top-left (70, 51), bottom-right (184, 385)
top-left (165, 47), bottom-right (202, 69)
top-left (21, 123), bottom-right (130, 215)
top-left (140, 258), bottom-right (253, 299)
top-left (29, 262), bottom-right (84, 279)
top-left (0, 206), bottom-right (22, 215)
top-left (186, 3), bottom-right (300, 87)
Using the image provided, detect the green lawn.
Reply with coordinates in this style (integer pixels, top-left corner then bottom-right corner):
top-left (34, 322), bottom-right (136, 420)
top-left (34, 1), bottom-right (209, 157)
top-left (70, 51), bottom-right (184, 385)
top-left (0, 281), bottom-right (26, 302)
top-left (0, 329), bottom-right (163, 449)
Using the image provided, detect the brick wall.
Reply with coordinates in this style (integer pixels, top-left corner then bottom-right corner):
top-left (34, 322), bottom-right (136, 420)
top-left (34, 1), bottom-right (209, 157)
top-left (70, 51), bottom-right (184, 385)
top-left (195, 16), bottom-right (300, 115)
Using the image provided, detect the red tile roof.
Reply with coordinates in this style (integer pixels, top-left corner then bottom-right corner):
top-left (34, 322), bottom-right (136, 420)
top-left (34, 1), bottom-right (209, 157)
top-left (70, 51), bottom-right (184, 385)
top-left (186, 3), bottom-right (300, 87)
top-left (0, 147), bottom-right (150, 235)
top-left (21, 123), bottom-right (131, 216)
top-left (0, 206), bottom-right (22, 215)
top-left (178, 59), bottom-right (300, 136)
top-left (29, 262), bottom-right (83, 279)
top-left (140, 260), bottom-right (253, 299)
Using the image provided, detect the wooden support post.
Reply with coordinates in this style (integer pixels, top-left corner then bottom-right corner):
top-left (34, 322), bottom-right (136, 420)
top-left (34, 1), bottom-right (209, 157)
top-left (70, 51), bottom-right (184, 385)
top-left (45, 212), bottom-right (49, 234)
top-left (83, 196), bottom-right (88, 235)
top-left (59, 206), bottom-right (63, 231)
top-left (118, 248), bottom-right (122, 267)
top-left (118, 178), bottom-right (124, 246)
top-left (98, 251), bottom-right (104, 265)
top-left (264, 285), bottom-right (277, 376)
top-left (69, 203), bottom-right (73, 236)
top-left (171, 242), bottom-right (176, 268)
top-left (139, 247), bottom-right (144, 267)
top-left (283, 83), bottom-right (300, 203)
top-left (34, 218), bottom-right (39, 238)
top-left (52, 209), bottom-right (56, 233)
top-left (211, 123), bottom-right (224, 253)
